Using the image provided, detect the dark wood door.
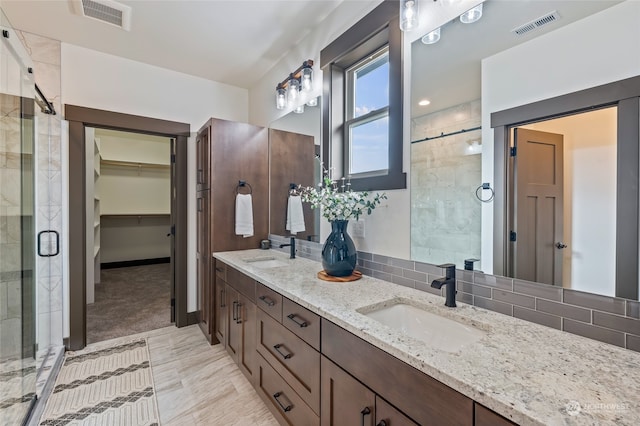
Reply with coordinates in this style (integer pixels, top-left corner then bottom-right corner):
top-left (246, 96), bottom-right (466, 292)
top-left (226, 287), bottom-right (240, 362)
top-left (375, 396), bottom-right (418, 426)
top-left (512, 128), bottom-right (564, 285)
top-left (196, 124), bottom-right (210, 191)
top-left (196, 190), bottom-right (211, 342)
top-left (321, 356), bottom-right (375, 426)
top-left (214, 278), bottom-right (227, 346)
top-left (238, 293), bottom-right (256, 382)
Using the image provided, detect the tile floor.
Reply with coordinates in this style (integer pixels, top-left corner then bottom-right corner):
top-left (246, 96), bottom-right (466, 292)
top-left (44, 324), bottom-right (278, 426)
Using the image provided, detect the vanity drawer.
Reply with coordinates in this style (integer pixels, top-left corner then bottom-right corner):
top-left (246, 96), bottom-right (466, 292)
top-left (214, 260), bottom-right (227, 281)
top-left (256, 282), bottom-right (283, 322)
top-left (257, 309), bottom-right (320, 414)
top-left (256, 353), bottom-right (319, 426)
top-left (227, 265), bottom-right (255, 302)
top-left (282, 297), bottom-right (320, 351)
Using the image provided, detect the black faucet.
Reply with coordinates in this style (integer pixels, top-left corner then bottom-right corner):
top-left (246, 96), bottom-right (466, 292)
top-left (279, 237), bottom-right (296, 259)
top-left (431, 263), bottom-right (457, 307)
top-left (464, 258), bottom-right (479, 271)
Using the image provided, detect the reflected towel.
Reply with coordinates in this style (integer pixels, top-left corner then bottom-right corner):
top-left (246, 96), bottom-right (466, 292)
top-left (286, 195), bottom-right (306, 235)
top-left (235, 194), bottom-right (254, 238)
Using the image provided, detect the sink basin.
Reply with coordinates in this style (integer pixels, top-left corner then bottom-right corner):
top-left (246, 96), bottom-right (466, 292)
top-left (362, 303), bottom-right (485, 353)
top-left (244, 256), bottom-right (288, 269)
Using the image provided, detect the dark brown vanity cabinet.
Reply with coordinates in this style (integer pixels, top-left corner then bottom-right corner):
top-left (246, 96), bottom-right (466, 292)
top-left (196, 118), bottom-right (268, 344)
top-left (254, 283), bottom-right (321, 425)
top-left (320, 356), bottom-right (418, 426)
top-left (224, 264), bottom-right (257, 382)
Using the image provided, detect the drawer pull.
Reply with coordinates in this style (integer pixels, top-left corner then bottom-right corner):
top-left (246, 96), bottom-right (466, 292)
top-left (376, 421), bottom-right (388, 426)
top-left (273, 344), bottom-right (292, 360)
top-left (259, 295), bottom-right (276, 307)
top-left (235, 302), bottom-right (242, 324)
top-left (215, 266), bottom-right (224, 272)
top-left (286, 313), bottom-right (308, 328)
top-left (220, 289), bottom-right (225, 308)
top-left (273, 392), bottom-right (292, 412)
top-left (232, 301), bottom-right (238, 321)
top-left (361, 407), bottom-right (371, 426)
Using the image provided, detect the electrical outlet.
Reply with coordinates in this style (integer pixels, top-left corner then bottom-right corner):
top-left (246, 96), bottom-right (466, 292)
top-left (353, 219), bottom-right (365, 238)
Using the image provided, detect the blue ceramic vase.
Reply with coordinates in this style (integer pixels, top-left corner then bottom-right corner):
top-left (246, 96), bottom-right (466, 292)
top-left (322, 220), bottom-right (357, 277)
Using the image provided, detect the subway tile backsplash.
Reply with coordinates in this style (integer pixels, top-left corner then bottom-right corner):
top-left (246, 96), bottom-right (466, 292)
top-left (267, 235), bottom-right (640, 353)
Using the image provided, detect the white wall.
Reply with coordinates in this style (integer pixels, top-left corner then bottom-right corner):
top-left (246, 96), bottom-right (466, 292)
top-left (481, 0), bottom-right (640, 274)
top-left (522, 108), bottom-right (617, 296)
top-left (61, 44), bottom-right (250, 313)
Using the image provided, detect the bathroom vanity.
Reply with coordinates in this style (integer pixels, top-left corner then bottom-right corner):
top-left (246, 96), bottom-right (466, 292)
top-left (212, 249), bottom-right (640, 425)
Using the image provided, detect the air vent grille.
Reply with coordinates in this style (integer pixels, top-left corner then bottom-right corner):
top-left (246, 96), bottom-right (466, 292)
top-left (511, 11), bottom-right (560, 36)
top-left (71, 0), bottom-right (132, 31)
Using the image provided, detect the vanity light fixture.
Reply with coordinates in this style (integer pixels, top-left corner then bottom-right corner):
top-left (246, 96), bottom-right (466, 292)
top-left (421, 27), bottom-right (441, 44)
top-left (275, 83), bottom-right (287, 110)
top-left (460, 3), bottom-right (483, 24)
top-left (400, 0), bottom-right (419, 32)
top-left (274, 60), bottom-right (315, 111)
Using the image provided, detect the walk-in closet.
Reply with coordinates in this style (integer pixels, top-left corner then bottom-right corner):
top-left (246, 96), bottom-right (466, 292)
top-left (85, 128), bottom-right (173, 344)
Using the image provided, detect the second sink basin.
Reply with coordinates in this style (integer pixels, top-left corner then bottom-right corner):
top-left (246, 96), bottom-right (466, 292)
top-left (361, 302), bottom-right (485, 353)
top-left (244, 256), bottom-right (288, 269)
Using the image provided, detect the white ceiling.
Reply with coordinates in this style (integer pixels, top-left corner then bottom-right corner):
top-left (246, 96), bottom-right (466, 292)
top-left (1, 0), bottom-right (351, 89)
top-left (411, 0), bottom-right (623, 119)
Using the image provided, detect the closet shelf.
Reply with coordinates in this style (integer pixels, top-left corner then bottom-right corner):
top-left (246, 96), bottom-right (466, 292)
top-left (100, 159), bottom-right (170, 170)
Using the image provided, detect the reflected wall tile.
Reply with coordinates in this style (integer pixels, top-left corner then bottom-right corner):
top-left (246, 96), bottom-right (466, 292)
top-left (0, 243), bottom-right (21, 274)
top-left (0, 169), bottom-right (20, 207)
top-left (6, 280), bottom-right (21, 318)
top-left (0, 282), bottom-right (7, 320)
top-left (0, 317), bottom-right (22, 359)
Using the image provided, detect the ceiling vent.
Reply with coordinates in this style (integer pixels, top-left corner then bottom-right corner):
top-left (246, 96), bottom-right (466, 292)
top-left (71, 0), bottom-right (132, 31)
top-left (511, 11), bottom-right (561, 36)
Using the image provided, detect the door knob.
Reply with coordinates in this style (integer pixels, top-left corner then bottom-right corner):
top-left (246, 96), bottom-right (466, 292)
top-left (555, 242), bottom-right (568, 249)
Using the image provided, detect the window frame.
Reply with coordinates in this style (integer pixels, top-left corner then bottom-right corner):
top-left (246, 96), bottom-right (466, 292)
top-left (320, 0), bottom-right (405, 191)
top-left (344, 46), bottom-right (390, 178)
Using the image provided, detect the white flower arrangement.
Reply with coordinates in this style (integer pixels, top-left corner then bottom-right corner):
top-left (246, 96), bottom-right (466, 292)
top-left (299, 167), bottom-right (387, 222)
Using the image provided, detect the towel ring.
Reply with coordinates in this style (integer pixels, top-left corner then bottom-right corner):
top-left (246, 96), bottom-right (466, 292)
top-left (236, 180), bottom-right (252, 195)
top-left (475, 183), bottom-right (494, 203)
top-left (289, 183), bottom-right (301, 196)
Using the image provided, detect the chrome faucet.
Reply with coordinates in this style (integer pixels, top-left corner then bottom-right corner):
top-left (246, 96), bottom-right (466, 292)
top-left (431, 263), bottom-right (457, 307)
top-left (279, 237), bottom-right (296, 259)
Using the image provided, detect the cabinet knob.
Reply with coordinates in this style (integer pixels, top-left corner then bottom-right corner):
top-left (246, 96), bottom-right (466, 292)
top-left (376, 421), bottom-right (388, 426)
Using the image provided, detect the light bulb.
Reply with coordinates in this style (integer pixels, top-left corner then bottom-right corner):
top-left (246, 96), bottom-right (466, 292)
top-left (421, 27), bottom-right (441, 45)
top-left (460, 4), bottom-right (483, 24)
top-left (287, 76), bottom-right (300, 106)
top-left (400, 0), bottom-right (419, 32)
top-left (294, 104), bottom-right (304, 114)
top-left (275, 86), bottom-right (286, 110)
top-left (301, 66), bottom-right (313, 93)
top-left (306, 97), bottom-right (318, 107)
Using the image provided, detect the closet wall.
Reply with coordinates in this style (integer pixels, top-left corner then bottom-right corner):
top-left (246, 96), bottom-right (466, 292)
top-left (94, 129), bottom-right (171, 265)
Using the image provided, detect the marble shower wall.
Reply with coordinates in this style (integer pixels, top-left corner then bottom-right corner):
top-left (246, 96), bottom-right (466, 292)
top-left (410, 100), bottom-right (481, 268)
top-left (0, 93), bottom-right (24, 361)
top-left (16, 31), bottom-right (63, 352)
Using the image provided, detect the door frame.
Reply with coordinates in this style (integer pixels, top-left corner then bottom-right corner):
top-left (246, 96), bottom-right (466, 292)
top-left (492, 75), bottom-right (640, 300)
top-left (65, 105), bottom-right (190, 350)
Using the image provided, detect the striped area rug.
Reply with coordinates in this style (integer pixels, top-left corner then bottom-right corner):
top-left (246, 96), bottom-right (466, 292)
top-left (39, 339), bottom-right (160, 426)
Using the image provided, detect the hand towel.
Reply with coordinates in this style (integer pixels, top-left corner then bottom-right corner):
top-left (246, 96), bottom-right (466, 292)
top-left (235, 193), bottom-right (254, 238)
top-left (286, 195), bottom-right (306, 235)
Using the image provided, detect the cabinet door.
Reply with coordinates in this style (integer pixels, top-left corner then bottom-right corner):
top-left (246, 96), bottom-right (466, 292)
top-left (375, 397), bottom-right (418, 426)
top-left (227, 287), bottom-right (240, 362)
top-left (321, 356), bottom-right (375, 426)
top-left (196, 191), bottom-right (211, 342)
top-left (474, 403), bottom-right (516, 426)
top-left (196, 125), bottom-right (210, 191)
top-left (214, 278), bottom-right (227, 346)
top-left (237, 293), bottom-right (257, 382)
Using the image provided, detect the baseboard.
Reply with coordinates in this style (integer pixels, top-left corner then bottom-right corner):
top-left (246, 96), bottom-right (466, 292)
top-left (101, 257), bottom-right (170, 269)
top-left (186, 311), bottom-right (198, 326)
top-left (63, 337), bottom-right (69, 351)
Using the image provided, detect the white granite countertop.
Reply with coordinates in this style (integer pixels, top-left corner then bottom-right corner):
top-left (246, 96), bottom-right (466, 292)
top-left (213, 249), bottom-right (640, 426)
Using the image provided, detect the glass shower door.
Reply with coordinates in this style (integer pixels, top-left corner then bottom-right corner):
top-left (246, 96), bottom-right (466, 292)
top-left (0, 8), bottom-right (37, 424)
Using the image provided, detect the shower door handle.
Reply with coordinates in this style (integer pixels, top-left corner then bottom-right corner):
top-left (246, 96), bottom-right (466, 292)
top-left (37, 230), bottom-right (60, 257)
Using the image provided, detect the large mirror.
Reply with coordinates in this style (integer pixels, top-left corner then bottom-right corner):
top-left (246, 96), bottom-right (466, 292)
top-left (268, 102), bottom-right (322, 243)
top-left (410, 0), bottom-right (637, 299)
